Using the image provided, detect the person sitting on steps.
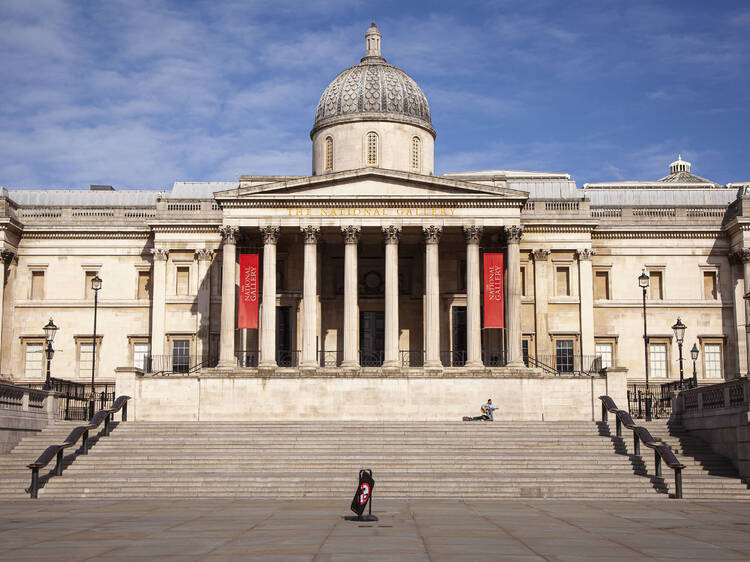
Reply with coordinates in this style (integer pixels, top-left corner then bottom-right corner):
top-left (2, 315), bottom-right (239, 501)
top-left (463, 398), bottom-right (497, 422)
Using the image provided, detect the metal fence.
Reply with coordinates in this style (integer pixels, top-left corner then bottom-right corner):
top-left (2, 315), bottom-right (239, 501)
top-left (25, 378), bottom-right (114, 421)
top-left (533, 354), bottom-right (603, 375)
top-left (145, 354), bottom-right (218, 374)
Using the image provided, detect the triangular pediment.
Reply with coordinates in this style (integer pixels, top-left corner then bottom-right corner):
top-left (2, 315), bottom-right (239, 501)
top-left (213, 168), bottom-right (528, 202)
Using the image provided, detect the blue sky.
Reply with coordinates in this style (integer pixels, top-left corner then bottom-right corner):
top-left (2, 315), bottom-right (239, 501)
top-left (1, 0), bottom-right (748, 189)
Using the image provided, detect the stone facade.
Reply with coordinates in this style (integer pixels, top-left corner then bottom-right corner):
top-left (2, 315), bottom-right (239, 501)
top-left (0, 25), bottom-right (748, 413)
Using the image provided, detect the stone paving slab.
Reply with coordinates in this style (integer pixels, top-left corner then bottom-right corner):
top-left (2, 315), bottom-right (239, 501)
top-left (0, 499), bottom-right (749, 560)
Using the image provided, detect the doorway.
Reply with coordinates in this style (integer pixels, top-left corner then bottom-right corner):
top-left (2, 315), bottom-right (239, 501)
top-left (451, 306), bottom-right (467, 367)
top-left (276, 306), bottom-right (293, 366)
top-left (360, 310), bottom-right (384, 366)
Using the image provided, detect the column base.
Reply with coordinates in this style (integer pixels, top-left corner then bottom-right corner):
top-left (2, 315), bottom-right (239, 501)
top-left (258, 361), bottom-right (278, 369)
top-left (506, 359), bottom-right (526, 368)
top-left (217, 359), bottom-right (238, 369)
top-left (299, 361), bottom-right (318, 371)
top-left (381, 360), bottom-right (400, 370)
top-left (423, 360), bottom-right (442, 370)
top-left (341, 361), bottom-right (360, 369)
top-left (464, 360), bottom-right (484, 370)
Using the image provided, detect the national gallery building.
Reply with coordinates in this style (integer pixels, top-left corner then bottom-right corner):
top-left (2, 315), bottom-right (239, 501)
top-left (1, 24), bottom-right (748, 420)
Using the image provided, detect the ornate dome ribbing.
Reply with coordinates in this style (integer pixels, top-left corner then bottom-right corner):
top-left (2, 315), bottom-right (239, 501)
top-left (311, 23), bottom-right (434, 138)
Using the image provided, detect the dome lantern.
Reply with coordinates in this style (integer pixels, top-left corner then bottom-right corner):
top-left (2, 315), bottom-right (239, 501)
top-left (363, 22), bottom-right (384, 62)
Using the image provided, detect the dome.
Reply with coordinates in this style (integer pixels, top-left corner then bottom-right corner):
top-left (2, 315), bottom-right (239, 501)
top-left (311, 23), bottom-right (434, 138)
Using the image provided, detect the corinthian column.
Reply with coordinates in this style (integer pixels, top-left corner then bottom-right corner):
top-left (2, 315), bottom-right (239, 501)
top-left (0, 251), bottom-right (14, 369)
top-left (218, 226), bottom-right (239, 368)
top-left (741, 249), bottom-right (750, 376)
top-left (532, 248), bottom-right (551, 360)
top-left (300, 226), bottom-right (320, 369)
top-left (382, 226), bottom-right (401, 369)
top-left (150, 248), bottom-right (168, 358)
top-left (463, 226), bottom-right (483, 368)
top-left (259, 226), bottom-right (280, 368)
top-left (341, 225), bottom-right (361, 369)
top-left (576, 248), bottom-right (596, 363)
top-left (506, 225), bottom-right (524, 367)
top-left (423, 225), bottom-right (442, 368)
top-left (195, 249), bottom-right (214, 360)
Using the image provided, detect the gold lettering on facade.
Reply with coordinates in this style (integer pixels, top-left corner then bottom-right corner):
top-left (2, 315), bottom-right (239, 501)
top-left (286, 207), bottom-right (458, 217)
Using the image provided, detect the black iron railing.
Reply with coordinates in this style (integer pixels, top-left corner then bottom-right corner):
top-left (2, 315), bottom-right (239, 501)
top-left (627, 382), bottom-right (683, 419)
top-left (360, 350), bottom-right (384, 367)
top-left (318, 349), bottom-right (343, 367)
top-left (441, 350), bottom-right (466, 367)
top-left (276, 350), bottom-right (300, 367)
top-left (145, 354), bottom-right (218, 375)
top-left (533, 354), bottom-right (603, 375)
top-left (236, 350), bottom-right (259, 367)
top-left (526, 355), bottom-right (558, 375)
top-left (400, 350), bottom-right (424, 368)
top-left (25, 378), bottom-right (114, 421)
top-left (481, 349), bottom-right (507, 368)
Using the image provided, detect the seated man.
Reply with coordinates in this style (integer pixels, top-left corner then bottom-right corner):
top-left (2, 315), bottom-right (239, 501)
top-left (463, 398), bottom-right (497, 422)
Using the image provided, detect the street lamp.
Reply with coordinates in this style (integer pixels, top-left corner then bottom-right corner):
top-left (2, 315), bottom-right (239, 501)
top-left (672, 317), bottom-right (687, 388)
top-left (43, 318), bottom-right (58, 391)
top-left (89, 274), bottom-right (102, 419)
top-left (638, 270), bottom-right (652, 421)
top-left (691, 343), bottom-right (699, 388)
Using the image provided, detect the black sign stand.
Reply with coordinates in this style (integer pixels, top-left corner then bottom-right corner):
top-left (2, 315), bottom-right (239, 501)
top-left (347, 469), bottom-right (378, 522)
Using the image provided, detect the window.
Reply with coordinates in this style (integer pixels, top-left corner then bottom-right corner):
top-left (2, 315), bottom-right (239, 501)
top-left (704, 343), bottom-right (722, 378)
top-left (555, 340), bottom-right (574, 373)
top-left (85, 271), bottom-right (98, 299)
top-left (324, 136), bottom-right (334, 172)
top-left (79, 341), bottom-right (96, 378)
top-left (133, 342), bottom-right (150, 371)
top-left (649, 271), bottom-right (663, 300)
top-left (277, 259), bottom-right (286, 292)
top-left (172, 339), bottom-right (190, 373)
top-left (520, 265), bottom-right (526, 296)
top-left (703, 271), bottom-right (717, 300)
top-left (176, 266), bottom-right (190, 296)
top-left (595, 342), bottom-right (613, 369)
top-left (522, 339), bottom-right (529, 367)
top-left (366, 132), bottom-right (378, 166)
top-left (594, 271), bottom-right (610, 300)
top-left (31, 271), bottom-right (44, 300)
top-left (649, 342), bottom-right (668, 377)
top-left (555, 266), bottom-right (570, 296)
top-left (137, 271), bottom-right (151, 300)
top-left (24, 342), bottom-right (44, 379)
top-left (458, 259), bottom-right (467, 292)
top-left (411, 136), bottom-right (421, 172)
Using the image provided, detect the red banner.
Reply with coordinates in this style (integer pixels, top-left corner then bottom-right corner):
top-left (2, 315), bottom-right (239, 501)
top-left (483, 253), bottom-right (504, 328)
top-left (238, 254), bottom-right (259, 329)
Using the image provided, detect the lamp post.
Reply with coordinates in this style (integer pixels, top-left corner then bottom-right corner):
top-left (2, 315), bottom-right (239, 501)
top-left (672, 317), bottom-right (686, 388)
top-left (691, 343), bottom-right (699, 388)
top-left (43, 318), bottom-right (58, 391)
top-left (638, 270), bottom-right (651, 421)
top-left (89, 274), bottom-right (102, 419)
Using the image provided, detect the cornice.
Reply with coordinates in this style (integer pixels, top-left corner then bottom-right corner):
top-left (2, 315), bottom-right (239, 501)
top-left (592, 230), bottom-right (724, 239)
top-left (221, 199), bottom-right (523, 208)
top-left (523, 225), bottom-right (596, 233)
top-left (150, 225), bottom-right (221, 234)
top-left (21, 230), bottom-right (150, 240)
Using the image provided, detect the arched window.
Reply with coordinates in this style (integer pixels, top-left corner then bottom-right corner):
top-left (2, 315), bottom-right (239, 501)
top-left (324, 136), bottom-right (334, 172)
top-left (411, 136), bottom-right (421, 172)
top-left (366, 132), bottom-right (379, 166)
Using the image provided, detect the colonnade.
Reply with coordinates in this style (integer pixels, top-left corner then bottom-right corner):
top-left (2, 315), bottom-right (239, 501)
top-left (151, 224), bottom-right (526, 370)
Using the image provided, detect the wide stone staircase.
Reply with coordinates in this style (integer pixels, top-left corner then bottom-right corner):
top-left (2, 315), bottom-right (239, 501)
top-left (1, 420), bottom-right (748, 500)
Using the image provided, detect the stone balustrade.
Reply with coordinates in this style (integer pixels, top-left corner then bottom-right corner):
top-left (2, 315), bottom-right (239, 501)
top-left (0, 382), bottom-right (58, 453)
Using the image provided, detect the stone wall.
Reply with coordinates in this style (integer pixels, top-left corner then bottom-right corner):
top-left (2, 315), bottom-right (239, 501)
top-left (115, 367), bottom-right (627, 422)
top-left (0, 383), bottom-right (57, 453)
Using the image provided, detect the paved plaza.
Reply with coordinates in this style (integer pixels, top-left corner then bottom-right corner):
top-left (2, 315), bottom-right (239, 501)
top-left (1, 499), bottom-right (750, 560)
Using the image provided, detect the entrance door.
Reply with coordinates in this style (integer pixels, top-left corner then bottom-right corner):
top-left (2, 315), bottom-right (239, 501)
top-left (360, 311), bottom-right (384, 366)
top-left (451, 306), bottom-right (467, 367)
top-left (276, 306), bottom-right (292, 366)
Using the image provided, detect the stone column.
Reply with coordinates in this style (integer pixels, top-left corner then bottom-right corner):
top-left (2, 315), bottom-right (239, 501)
top-left (300, 226), bottom-right (320, 369)
top-left (259, 226), bottom-right (280, 368)
top-left (0, 251), bottom-right (13, 367)
top-left (150, 248), bottom-right (168, 357)
top-left (218, 226), bottom-right (238, 368)
top-left (341, 226), bottom-right (361, 369)
top-left (742, 249), bottom-right (750, 376)
top-left (532, 249), bottom-right (551, 361)
top-left (463, 226), bottom-right (483, 368)
top-left (506, 225), bottom-right (524, 367)
top-left (577, 248), bottom-right (596, 365)
top-left (195, 249), bottom-right (214, 360)
top-left (382, 226), bottom-right (401, 369)
top-left (423, 225), bottom-right (442, 368)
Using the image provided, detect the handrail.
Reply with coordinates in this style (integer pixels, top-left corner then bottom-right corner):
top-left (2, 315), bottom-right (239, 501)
top-left (25, 395), bottom-right (130, 498)
top-left (599, 395), bottom-right (686, 499)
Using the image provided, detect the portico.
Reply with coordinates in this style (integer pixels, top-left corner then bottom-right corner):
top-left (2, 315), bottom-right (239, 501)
top-left (210, 168), bottom-right (529, 373)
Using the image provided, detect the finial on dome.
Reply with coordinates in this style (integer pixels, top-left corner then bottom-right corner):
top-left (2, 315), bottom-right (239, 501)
top-left (363, 22), bottom-right (385, 62)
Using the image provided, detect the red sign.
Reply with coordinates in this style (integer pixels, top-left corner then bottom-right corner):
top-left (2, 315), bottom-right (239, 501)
top-left (238, 254), bottom-right (259, 329)
top-left (483, 253), bottom-right (504, 328)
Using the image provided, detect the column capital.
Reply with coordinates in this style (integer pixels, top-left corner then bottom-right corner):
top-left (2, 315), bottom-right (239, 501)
top-left (301, 225), bottom-right (321, 244)
top-left (151, 248), bottom-right (169, 261)
top-left (220, 225), bottom-right (239, 245)
top-left (531, 248), bottom-right (550, 261)
top-left (1, 250), bottom-right (15, 265)
top-left (575, 248), bottom-right (595, 261)
top-left (260, 226), bottom-right (280, 245)
top-left (505, 225), bottom-right (523, 244)
top-left (382, 225), bottom-right (401, 245)
top-left (196, 248), bottom-right (215, 261)
top-left (462, 226), bottom-right (483, 244)
top-left (422, 225), bottom-right (442, 244)
top-left (738, 249), bottom-right (750, 263)
top-left (341, 225), bottom-right (361, 244)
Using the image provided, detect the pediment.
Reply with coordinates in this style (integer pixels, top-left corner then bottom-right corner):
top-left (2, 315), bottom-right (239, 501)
top-left (213, 168), bottom-right (528, 203)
